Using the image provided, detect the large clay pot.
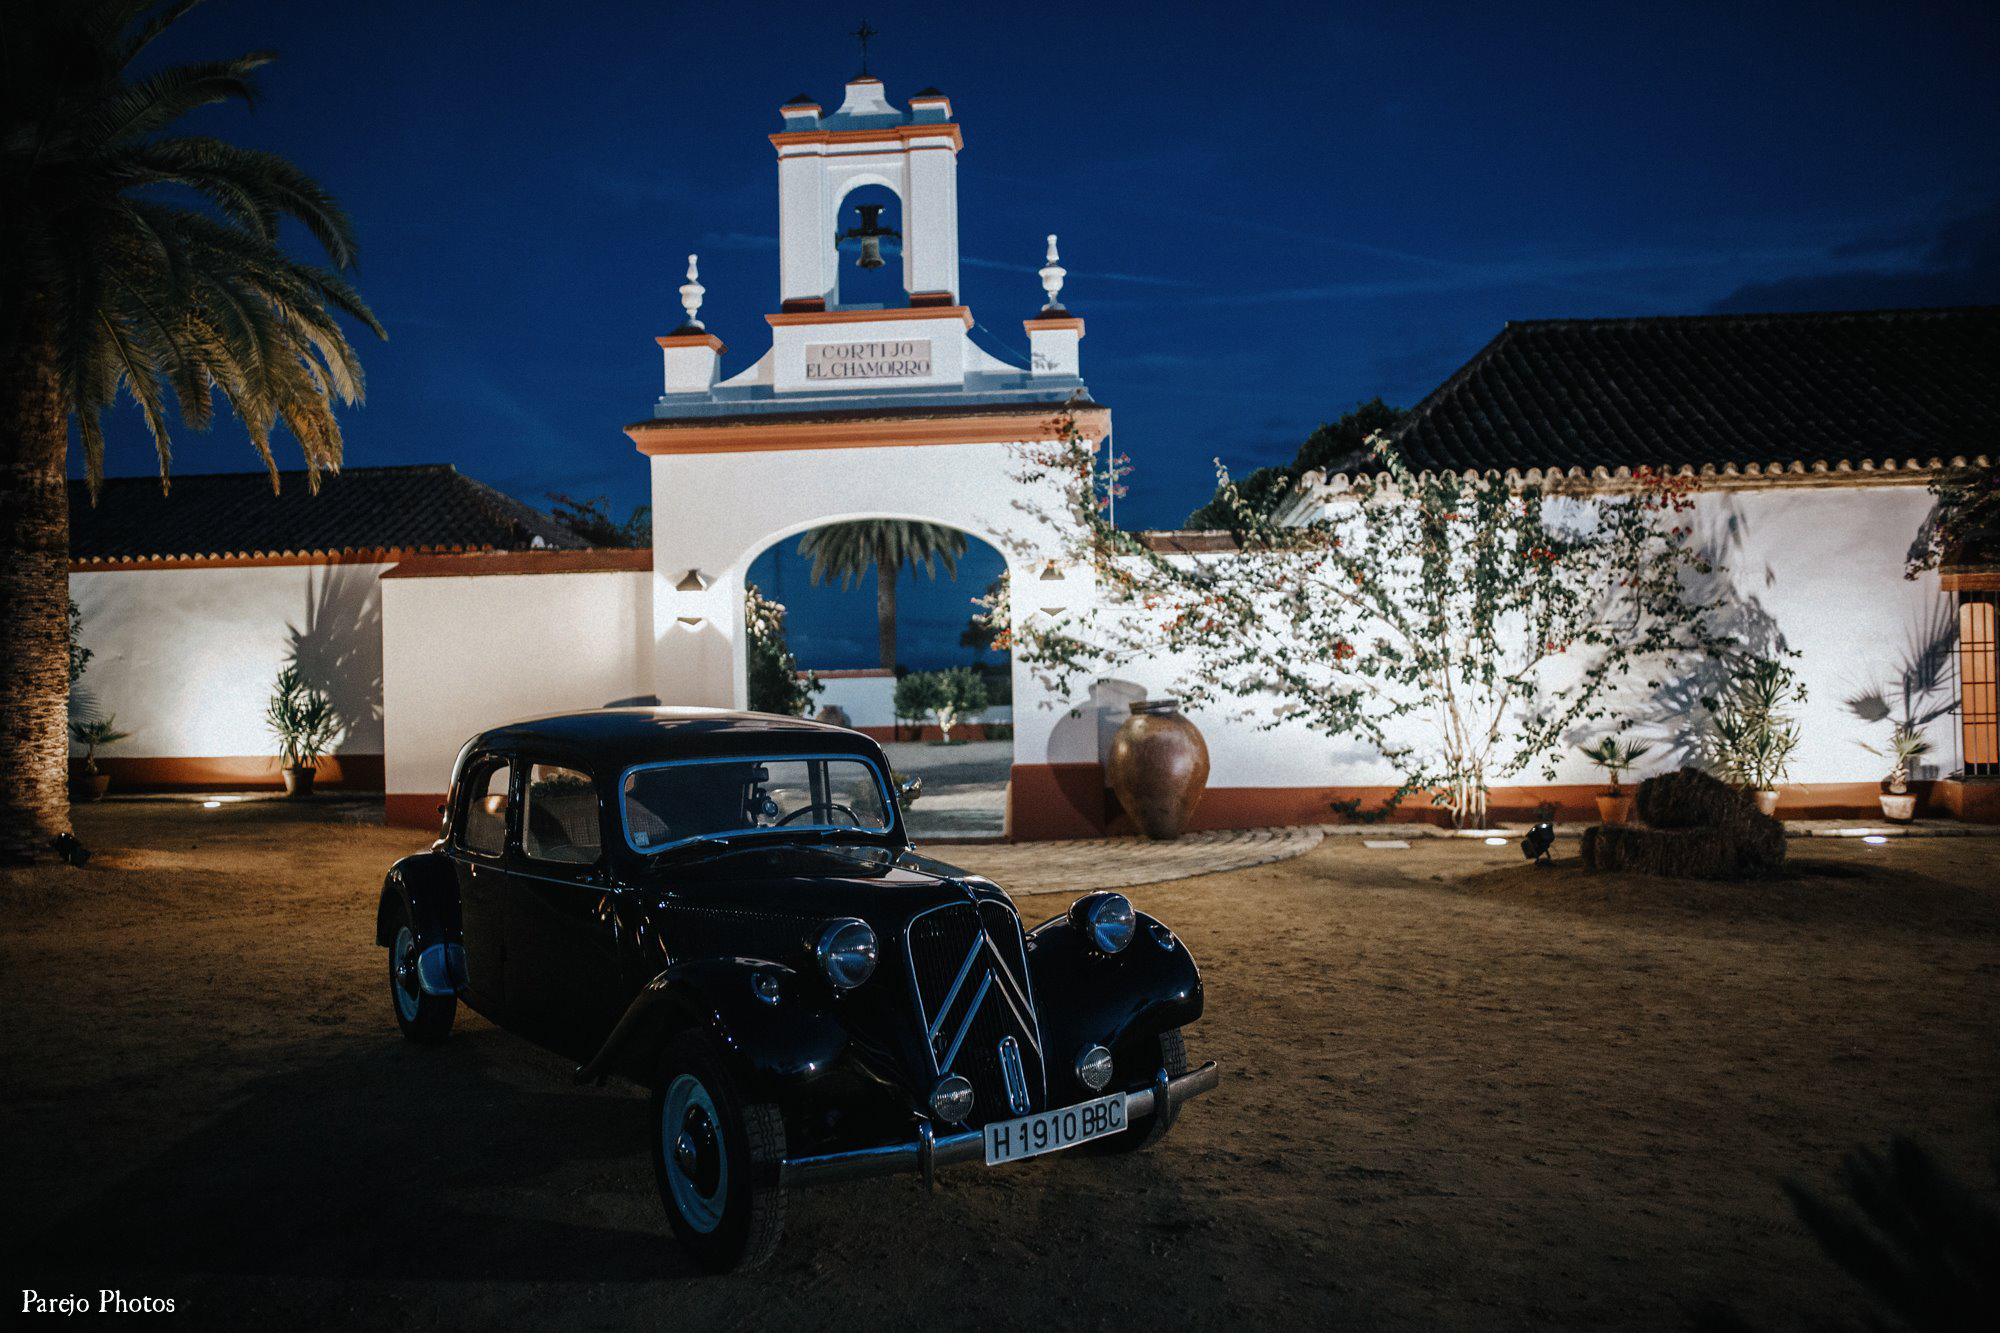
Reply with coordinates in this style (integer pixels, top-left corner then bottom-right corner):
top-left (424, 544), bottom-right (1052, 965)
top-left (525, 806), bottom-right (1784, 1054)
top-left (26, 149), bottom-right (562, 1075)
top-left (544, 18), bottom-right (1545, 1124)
top-left (1878, 793), bottom-right (1916, 823)
top-left (1753, 789), bottom-right (1780, 817)
top-left (283, 765), bottom-right (317, 800)
top-left (1595, 794), bottom-right (1633, 825)
top-left (1107, 700), bottom-right (1210, 840)
top-left (85, 773), bottom-right (111, 802)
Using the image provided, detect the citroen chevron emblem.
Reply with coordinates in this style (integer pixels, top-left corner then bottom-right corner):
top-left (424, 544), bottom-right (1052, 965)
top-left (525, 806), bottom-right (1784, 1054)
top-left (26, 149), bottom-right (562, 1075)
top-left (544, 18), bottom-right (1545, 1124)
top-left (998, 1036), bottom-right (1030, 1114)
top-left (915, 918), bottom-right (1042, 1079)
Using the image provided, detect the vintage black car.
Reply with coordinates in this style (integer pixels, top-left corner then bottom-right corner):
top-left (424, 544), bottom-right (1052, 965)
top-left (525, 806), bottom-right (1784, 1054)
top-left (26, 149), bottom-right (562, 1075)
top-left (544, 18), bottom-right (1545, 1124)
top-left (376, 708), bottom-right (1217, 1271)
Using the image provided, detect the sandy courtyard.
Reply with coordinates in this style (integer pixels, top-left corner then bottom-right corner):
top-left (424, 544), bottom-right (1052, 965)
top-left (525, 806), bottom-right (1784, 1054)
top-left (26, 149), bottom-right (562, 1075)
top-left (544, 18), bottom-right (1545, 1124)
top-left (2, 800), bottom-right (1996, 1330)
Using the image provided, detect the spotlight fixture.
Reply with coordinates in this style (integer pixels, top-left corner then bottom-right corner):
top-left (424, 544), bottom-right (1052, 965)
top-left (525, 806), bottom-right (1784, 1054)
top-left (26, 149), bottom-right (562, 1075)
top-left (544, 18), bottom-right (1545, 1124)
top-left (1521, 822), bottom-right (1556, 865)
top-left (1862, 834), bottom-right (1888, 845)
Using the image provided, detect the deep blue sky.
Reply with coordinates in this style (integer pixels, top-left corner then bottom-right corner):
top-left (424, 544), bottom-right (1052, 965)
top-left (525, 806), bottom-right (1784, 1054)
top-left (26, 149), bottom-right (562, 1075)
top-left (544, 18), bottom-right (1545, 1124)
top-left (77, 0), bottom-right (2000, 669)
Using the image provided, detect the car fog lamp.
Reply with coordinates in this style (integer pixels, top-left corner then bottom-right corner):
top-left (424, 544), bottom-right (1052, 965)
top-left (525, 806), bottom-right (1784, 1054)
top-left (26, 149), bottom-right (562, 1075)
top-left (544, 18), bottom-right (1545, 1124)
top-left (816, 918), bottom-right (878, 990)
top-left (1072, 892), bottom-right (1135, 954)
top-left (751, 971), bottom-right (782, 1005)
top-left (930, 1074), bottom-right (975, 1123)
top-left (1076, 1044), bottom-right (1114, 1091)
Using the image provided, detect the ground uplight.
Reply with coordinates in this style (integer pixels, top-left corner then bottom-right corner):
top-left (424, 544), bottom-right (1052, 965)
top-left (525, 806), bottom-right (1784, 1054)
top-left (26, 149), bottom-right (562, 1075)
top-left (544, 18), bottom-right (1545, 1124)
top-left (1483, 836), bottom-right (1507, 846)
top-left (202, 800), bottom-right (222, 810)
top-left (1862, 835), bottom-right (1889, 845)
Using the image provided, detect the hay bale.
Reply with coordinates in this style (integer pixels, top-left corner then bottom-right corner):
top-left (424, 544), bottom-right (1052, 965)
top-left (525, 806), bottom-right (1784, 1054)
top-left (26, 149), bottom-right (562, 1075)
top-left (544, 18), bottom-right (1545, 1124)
top-left (1636, 767), bottom-right (1755, 829)
top-left (1581, 819), bottom-right (1786, 879)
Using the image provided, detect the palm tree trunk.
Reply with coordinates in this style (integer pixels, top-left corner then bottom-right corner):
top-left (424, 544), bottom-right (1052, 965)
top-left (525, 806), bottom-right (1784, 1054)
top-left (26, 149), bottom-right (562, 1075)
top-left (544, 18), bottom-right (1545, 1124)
top-left (875, 534), bottom-right (898, 670)
top-left (0, 298), bottom-right (75, 864)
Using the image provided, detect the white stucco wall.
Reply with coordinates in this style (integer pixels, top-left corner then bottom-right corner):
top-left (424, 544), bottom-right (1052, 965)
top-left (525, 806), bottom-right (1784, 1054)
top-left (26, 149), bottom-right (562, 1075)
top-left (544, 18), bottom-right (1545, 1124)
top-left (380, 568), bottom-right (654, 797)
top-left (1028, 483), bottom-right (1957, 792)
top-left (68, 561), bottom-right (392, 760)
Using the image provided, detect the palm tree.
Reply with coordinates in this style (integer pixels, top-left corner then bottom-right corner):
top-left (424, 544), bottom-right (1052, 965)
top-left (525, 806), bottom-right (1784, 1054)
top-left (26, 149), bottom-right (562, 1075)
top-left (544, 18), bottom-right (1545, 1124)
top-left (0, 0), bottom-right (383, 863)
top-left (797, 521), bottom-right (967, 669)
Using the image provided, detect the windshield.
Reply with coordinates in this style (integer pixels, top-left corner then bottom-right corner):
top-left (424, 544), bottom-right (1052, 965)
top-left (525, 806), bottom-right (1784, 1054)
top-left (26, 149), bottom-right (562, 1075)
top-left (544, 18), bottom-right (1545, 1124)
top-left (621, 755), bottom-right (893, 853)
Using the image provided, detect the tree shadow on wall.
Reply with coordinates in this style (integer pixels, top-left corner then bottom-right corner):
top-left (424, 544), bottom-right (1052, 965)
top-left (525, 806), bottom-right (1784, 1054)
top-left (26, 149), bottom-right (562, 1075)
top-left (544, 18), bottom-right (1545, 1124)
top-left (283, 563), bottom-right (384, 750)
top-left (1636, 496), bottom-right (1790, 765)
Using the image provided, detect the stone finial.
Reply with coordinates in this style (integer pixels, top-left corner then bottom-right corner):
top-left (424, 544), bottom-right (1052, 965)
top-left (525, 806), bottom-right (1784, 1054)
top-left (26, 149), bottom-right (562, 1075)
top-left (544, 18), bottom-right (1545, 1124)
top-left (678, 254), bottom-right (705, 329)
top-left (1039, 234), bottom-right (1067, 312)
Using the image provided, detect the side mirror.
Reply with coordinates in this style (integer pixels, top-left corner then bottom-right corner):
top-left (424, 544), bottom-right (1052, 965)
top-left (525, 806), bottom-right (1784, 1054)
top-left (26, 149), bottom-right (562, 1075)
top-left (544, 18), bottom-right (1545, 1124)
top-left (895, 774), bottom-right (923, 807)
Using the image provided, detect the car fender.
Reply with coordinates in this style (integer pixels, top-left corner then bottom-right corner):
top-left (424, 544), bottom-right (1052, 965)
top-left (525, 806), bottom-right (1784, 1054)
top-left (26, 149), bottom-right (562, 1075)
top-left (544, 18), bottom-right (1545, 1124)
top-left (574, 957), bottom-right (851, 1096)
top-left (374, 853), bottom-right (466, 994)
top-left (1024, 910), bottom-right (1204, 1097)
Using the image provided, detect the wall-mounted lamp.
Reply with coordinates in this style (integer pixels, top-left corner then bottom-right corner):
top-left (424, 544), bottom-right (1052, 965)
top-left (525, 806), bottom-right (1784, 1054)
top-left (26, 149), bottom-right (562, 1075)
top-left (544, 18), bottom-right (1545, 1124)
top-left (675, 569), bottom-right (710, 592)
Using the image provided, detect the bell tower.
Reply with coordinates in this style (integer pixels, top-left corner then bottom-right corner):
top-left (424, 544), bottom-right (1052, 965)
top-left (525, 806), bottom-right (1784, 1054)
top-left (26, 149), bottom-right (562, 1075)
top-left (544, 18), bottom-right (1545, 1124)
top-left (772, 77), bottom-right (962, 311)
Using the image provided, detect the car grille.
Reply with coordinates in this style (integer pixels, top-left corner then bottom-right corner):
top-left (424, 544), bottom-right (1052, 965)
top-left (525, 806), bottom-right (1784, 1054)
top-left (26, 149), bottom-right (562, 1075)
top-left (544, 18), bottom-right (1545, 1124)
top-left (905, 900), bottom-right (1046, 1124)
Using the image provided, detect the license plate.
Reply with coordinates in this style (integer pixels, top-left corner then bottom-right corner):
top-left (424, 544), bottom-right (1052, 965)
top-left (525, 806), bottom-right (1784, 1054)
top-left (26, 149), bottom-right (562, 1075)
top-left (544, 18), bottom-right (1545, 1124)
top-left (983, 1092), bottom-right (1128, 1165)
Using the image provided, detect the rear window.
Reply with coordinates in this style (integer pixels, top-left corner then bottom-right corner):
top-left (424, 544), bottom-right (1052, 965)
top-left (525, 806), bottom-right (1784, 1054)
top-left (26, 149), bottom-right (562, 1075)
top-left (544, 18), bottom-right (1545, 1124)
top-left (622, 756), bottom-right (891, 853)
top-left (523, 764), bottom-right (600, 865)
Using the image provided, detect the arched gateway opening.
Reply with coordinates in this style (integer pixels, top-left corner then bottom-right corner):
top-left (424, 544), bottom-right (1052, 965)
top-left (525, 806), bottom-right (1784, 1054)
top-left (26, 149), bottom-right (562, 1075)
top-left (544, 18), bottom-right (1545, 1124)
top-left (622, 72), bottom-right (1109, 841)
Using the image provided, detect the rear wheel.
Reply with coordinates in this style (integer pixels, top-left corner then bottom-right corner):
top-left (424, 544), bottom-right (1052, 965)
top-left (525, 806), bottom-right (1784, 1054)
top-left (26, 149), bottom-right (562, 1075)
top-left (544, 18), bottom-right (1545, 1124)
top-left (1087, 1028), bottom-right (1189, 1154)
top-left (388, 903), bottom-right (455, 1044)
top-left (650, 1032), bottom-right (787, 1272)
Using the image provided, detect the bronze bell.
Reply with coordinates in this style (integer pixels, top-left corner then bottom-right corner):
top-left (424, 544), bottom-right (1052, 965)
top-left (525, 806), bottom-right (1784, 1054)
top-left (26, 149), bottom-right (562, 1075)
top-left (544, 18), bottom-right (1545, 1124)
top-left (840, 203), bottom-right (899, 270)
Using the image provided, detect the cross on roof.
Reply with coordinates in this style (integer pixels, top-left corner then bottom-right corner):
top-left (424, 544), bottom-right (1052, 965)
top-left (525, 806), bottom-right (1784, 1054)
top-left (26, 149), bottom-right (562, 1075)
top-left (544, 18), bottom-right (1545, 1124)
top-left (852, 19), bottom-right (878, 76)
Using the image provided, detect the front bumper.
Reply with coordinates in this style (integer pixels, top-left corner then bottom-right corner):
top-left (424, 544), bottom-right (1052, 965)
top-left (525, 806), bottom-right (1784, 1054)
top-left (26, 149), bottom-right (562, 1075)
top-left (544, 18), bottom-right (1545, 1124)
top-left (779, 1060), bottom-right (1220, 1189)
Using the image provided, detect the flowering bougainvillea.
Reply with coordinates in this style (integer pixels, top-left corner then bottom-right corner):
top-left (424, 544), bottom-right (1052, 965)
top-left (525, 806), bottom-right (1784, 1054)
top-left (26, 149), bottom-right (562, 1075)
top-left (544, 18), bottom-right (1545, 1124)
top-left (1013, 415), bottom-right (1730, 828)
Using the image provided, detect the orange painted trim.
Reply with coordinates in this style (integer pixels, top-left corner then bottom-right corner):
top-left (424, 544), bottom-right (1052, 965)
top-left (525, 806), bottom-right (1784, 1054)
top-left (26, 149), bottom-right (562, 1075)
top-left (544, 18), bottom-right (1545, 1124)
top-left (386, 793), bottom-right (447, 829)
top-left (73, 548), bottom-right (427, 572)
top-left (781, 297), bottom-right (827, 313)
top-left (909, 290), bottom-right (957, 307)
top-left (1940, 568), bottom-right (2000, 591)
top-left (87, 754), bottom-right (384, 792)
top-left (1935, 778), bottom-right (2000, 823)
top-left (383, 548), bottom-right (652, 579)
top-left (771, 124), bottom-right (963, 152)
top-left (766, 305), bottom-right (974, 329)
top-left (658, 333), bottom-right (726, 353)
top-left (779, 103), bottom-right (822, 117)
top-left (629, 404), bottom-right (1112, 455)
top-left (1024, 317), bottom-right (1085, 337)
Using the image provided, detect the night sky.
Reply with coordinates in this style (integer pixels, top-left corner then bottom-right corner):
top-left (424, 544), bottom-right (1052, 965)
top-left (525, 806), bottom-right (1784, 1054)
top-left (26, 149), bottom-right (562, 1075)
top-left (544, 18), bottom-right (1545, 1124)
top-left (74, 0), bottom-right (2000, 669)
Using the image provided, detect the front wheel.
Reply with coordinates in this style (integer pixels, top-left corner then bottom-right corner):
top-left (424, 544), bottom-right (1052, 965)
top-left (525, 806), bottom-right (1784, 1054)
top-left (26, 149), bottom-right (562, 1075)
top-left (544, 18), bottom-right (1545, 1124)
top-left (649, 1032), bottom-right (787, 1272)
top-left (387, 903), bottom-right (455, 1044)
top-left (1087, 1028), bottom-right (1189, 1154)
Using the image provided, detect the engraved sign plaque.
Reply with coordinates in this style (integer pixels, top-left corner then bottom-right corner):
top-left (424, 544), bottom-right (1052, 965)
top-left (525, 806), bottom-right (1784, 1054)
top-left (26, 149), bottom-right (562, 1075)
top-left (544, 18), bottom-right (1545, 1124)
top-left (805, 340), bottom-right (932, 381)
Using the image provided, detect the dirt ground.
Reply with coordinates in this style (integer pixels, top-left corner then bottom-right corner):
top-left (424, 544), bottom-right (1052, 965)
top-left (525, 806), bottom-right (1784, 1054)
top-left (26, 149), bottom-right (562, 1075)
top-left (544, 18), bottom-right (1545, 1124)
top-left (2, 801), bottom-right (1996, 1331)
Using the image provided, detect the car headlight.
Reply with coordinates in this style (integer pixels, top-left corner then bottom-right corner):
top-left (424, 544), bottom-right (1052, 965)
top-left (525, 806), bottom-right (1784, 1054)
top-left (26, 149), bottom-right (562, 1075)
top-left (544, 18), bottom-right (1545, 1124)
top-left (816, 918), bottom-right (878, 990)
top-left (1076, 1044), bottom-right (1113, 1091)
top-left (930, 1074), bottom-right (974, 1123)
top-left (1071, 892), bottom-right (1135, 954)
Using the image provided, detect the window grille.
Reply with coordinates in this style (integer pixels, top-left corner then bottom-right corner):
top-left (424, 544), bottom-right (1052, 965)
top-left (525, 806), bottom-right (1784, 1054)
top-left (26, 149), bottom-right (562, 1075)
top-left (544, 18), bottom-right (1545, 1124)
top-left (1961, 593), bottom-right (1999, 778)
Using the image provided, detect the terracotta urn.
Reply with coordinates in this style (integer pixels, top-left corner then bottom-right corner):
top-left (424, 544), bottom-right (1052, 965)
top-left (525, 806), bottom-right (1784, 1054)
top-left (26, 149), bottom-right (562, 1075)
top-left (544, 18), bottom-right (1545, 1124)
top-left (1107, 699), bottom-right (1210, 840)
top-left (1595, 793), bottom-right (1633, 825)
top-left (85, 773), bottom-right (111, 802)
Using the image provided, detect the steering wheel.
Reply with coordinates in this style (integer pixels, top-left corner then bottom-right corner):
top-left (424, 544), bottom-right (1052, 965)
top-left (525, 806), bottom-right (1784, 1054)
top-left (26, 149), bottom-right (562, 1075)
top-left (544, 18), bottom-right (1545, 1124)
top-left (774, 803), bottom-right (860, 828)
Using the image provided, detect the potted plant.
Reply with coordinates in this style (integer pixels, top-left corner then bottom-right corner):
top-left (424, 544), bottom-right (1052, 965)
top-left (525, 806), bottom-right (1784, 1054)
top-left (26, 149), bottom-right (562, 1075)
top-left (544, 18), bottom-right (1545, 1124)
top-left (265, 667), bottom-right (340, 798)
top-left (1579, 735), bottom-right (1652, 825)
top-left (68, 715), bottom-right (131, 800)
top-left (1859, 722), bottom-right (1930, 822)
top-left (1701, 656), bottom-right (1805, 817)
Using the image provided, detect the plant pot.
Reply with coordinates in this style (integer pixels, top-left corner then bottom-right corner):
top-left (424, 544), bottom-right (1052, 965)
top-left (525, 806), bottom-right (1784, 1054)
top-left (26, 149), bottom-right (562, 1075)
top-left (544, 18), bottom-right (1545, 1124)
top-left (283, 765), bottom-right (317, 799)
top-left (1753, 789), bottom-right (1780, 817)
top-left (86, 773), bottom-right (111, 801)
top-left (1878, 793), bottom-right (1917, 823)
top-left (1106, 699), bottom-right (1210, 840)
top-left (1595, 794), bottom-right (1633, 825)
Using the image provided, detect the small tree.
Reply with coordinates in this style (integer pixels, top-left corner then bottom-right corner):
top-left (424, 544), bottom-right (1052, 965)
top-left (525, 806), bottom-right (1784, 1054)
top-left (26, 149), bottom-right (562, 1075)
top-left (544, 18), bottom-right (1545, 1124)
top-left (1701, 655), bottom-right (1805, 792)
top-left (265, 667), bottom-right (341, 771)
top-left (894, 671), bottom-right (944, 738)
top-left (931, 667), bottom-right (989, 743)
top-left (745, 585), bottom-right (821, 716)
top-left (68, 716), bottom-right (130, 778)
top-left (1012, 415), bottom-right (1725, 829)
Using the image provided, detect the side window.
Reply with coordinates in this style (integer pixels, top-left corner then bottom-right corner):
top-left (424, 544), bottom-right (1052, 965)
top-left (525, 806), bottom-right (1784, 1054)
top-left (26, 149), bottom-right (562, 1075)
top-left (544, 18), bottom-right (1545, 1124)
top-left (522, 763), bottom-right (601, 866)
top-left (458, 760), bottom-right (512, 857)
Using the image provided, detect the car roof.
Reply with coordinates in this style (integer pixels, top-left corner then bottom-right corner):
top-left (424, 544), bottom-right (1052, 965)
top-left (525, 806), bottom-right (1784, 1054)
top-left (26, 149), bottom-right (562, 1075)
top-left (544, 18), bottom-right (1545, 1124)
top-left (467, 707), bottom-right (888, 775)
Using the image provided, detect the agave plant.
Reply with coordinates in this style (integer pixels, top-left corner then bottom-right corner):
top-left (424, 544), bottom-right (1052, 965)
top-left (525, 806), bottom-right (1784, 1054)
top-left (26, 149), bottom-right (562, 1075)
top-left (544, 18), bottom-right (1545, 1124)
top-left (1578, 735), bottom-right (1653, 796)
top-left (1860, 723), bottom-right (1932, 795)
top-left (1702, 656), bottom-right (1806, 793)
